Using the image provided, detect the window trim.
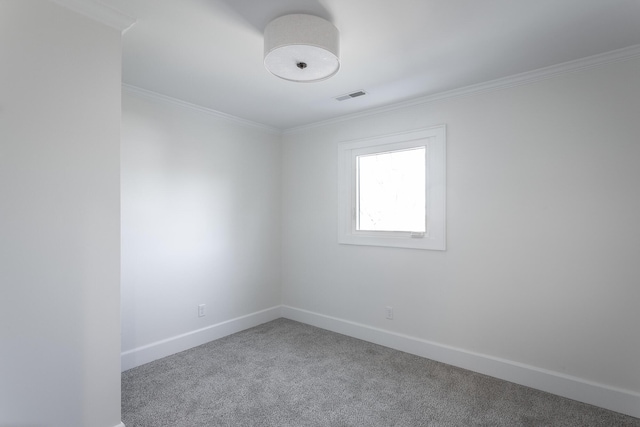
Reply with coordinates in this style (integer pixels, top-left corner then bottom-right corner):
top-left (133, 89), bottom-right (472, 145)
top-left (338, 125), bottom-right (446, 250)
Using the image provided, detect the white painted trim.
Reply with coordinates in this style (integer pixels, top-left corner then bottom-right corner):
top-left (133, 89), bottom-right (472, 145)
top-left (122, 44), bottom-right (640, 134)
top-left (284, 44), bottom-right (640, 134)
top-left (338, 125), bottom-right (446, 250)
top-left (48, 0), bottom-right (136, 32)
top-left (122, 84), bottom-right (282, 136)
top-left (281, 305), bottom-right (640, 419)
top-left (121, 306), bottom-right (282, 371)
top-left (113, 423), bottom-right (125, 427)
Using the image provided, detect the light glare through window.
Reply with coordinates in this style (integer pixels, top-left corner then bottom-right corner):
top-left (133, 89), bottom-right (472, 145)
top-left (357, 147), bottom-right (426, 232)
top-left (338, 125), bottom-right (445, 250)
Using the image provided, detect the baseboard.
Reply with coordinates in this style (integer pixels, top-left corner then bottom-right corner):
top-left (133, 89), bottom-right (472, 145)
top-left (121, 306), bottom-right (281, 371)
top-left (114, 423), bottom-right (125, 427)
top-left (281, 305), bottom-right (640, 419)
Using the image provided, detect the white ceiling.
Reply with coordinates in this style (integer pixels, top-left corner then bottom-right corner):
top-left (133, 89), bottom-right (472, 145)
top-left (108, 0), bottom-right (640, 130)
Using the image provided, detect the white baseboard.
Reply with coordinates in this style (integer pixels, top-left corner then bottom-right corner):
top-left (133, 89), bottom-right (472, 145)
top-left (119, 304), bottom-right (639, 418)
top-left (114, 423), bottom-right (125, 427)
top-left (121, 306), bottom-right (281, 371)
top-left (281, 305), bottom-right (640, 419)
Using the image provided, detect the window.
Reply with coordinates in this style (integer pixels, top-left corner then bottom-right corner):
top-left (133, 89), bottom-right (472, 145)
top-left (338, 125), bottom-right (446, 250)
top-left (357, 146), bottom-right (426, 233)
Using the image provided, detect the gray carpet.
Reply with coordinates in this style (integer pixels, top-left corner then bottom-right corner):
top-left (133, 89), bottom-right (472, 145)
top-left (122, 318), bottom-right (639, 426)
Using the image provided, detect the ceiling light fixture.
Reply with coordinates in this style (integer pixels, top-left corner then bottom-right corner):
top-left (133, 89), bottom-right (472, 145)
top-left (264, 14), bottom-right (340, 83)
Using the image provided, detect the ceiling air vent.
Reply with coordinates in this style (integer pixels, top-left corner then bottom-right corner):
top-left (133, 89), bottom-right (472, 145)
top-left (336, 90), bottom-right (367, 101)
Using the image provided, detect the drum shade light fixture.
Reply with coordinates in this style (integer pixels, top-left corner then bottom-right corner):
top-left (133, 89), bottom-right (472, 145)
top-left (264, 14), bottom-right (340, 83)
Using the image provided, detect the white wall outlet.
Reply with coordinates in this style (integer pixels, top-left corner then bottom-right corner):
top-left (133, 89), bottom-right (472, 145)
top-left (385, 306), bottom-right (393, 320)
top-left (198, 304), bottom-right (206, 317)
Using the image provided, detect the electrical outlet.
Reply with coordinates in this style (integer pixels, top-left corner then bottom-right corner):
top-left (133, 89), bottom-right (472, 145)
top-left (198, 304), bottom-right (206, 317)
top-left (385, 306), bottom-right (393, 320)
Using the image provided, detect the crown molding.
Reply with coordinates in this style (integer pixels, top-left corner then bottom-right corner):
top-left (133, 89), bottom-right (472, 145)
top-left (284, 44), bottom-right (640, 134)
top-left (122, 84), bottom-right (282, 136)
top-left (49, 0), bottom-right (136, 32)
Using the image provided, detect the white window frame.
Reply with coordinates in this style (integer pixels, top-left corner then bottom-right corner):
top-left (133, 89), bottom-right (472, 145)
top-left (338, 125), bottom-right (446, 250)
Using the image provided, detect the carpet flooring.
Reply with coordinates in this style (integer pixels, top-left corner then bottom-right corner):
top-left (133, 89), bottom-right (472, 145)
top-left (122, 318), bottom-right (639, 426)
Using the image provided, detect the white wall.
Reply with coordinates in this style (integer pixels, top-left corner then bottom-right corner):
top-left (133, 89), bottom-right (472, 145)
top-left (281, 58), bottom-right (640, 401)
top-left (0, 2), bottom-right (122, 427)
top-left (121, 91), bottom-right (282, 367)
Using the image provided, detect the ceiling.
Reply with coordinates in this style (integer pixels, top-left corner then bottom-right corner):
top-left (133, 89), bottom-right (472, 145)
top-left (107, 0), bottom-right (640, 131)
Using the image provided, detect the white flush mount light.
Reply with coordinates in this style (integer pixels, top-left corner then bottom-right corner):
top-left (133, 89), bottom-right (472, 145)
top-left (264, 14), bottom-right (340, 83)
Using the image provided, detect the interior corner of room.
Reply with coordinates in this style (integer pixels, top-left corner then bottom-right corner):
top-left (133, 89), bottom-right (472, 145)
top-left (2, 1), bottom-right (640, 426)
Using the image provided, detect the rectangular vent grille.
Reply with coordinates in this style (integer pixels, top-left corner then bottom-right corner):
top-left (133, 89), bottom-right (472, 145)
top-left (336, 90), bottom-right (367, 101)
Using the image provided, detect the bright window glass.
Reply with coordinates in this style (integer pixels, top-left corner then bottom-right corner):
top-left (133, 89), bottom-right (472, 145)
top-left (338, 125), bottom-right (446, 250)
top-left (357, 147), bottom-right (425, 232)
